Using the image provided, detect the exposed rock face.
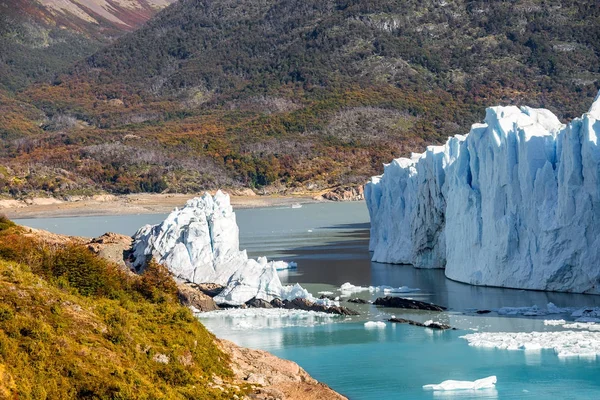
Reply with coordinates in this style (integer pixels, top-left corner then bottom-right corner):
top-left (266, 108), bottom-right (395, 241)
top-left (194, 283), bottom-right (226, 297)
top-left (87, 232), bottom-right (133, 272)
top-left (366, 92), bottom-right (600, 294)
top-left (347, 298), bottom-right (369, 304)
top-left (388, 318), bottom-right (453, 330)
top-left (373, 296), bottom-right (446, 311)
top-left (177, 283), bottom-right (219, 312)
top-left (218, 339), bottom-right (347, 400)
top-left (319, 186), bottom-right (364, 201)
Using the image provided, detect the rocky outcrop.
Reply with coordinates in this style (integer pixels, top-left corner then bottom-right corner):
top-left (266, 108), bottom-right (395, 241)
top-left (388, 318), bottom-right (453, 330)
top-left (218, 339), bottom-right (347, 400)
top-left (347, 298), bottom-right (369, 304)
top-left (317, 186), bottom-right (364, 202)
top-left (373, 296), bottom-right (446, 311)
top-left (87, 232), bottom-right (133, 272)
top-left (245, 297), bottom-right (359, 316)
top-left (177, 283), bottom-right (219, 312)
top-left (193, 283), bottom-right (226, 297)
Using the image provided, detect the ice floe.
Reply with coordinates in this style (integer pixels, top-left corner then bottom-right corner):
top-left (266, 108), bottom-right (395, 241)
top-left (461, 331), bottom-right (600, 358)
top-left (543, 319), bottom-right (567, 326)
top-left (196, 308), bottom-right (339, 330)
top-left (491, 303), bottom-right (600, 322)
top-left (339, 282), bottom-right (420, 296)
top-left (423, 376), bottom-right (497, 391)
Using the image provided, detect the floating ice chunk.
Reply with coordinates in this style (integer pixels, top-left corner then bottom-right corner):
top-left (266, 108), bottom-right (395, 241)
top-left (197, 308), bottom-right (338, 330)
top-left (544, 319), bottom-right (566, 326)
top-left (571, 307), bottom-right (600, 319)
top-left (339, 282), bottom-right (420, 295)
top-left (423, 376), bottom-right (497, 391)
top-left (461, 331), bottom-right (600, 359)
top-left (318, 291), bottom-right (334, 295)
top-left (562, 322), bottom-right (600, 331)
top-left (496, 303), bottom-right (570, 316)
top-left (364, 321), bottom-right (386, 329)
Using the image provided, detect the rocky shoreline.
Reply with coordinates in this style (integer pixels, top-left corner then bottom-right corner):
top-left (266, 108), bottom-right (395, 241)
top-left (0, 188), bottom-right (365, 219)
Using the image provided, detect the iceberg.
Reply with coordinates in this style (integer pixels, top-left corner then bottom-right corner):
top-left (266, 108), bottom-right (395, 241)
top-left (366, 92), bottom-right (600, 293)
top-left (423, 376), bottom-right (497, 391)
top-left (131, 191), bottom-right (318, 306)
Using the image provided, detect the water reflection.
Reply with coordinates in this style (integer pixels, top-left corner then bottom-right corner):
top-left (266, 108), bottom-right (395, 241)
top-left (431, 389), bottom-right (498, 399)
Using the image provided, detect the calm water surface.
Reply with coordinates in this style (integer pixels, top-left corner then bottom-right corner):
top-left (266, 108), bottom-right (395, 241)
top-left (16, 201), bottom-right (600, 399)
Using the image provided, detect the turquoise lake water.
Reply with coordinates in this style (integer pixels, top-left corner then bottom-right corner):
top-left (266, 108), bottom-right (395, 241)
top-left (16, 201), bottom-right (600, 399)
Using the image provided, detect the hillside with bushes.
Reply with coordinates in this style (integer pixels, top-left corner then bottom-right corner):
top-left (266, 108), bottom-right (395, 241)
top-left (0, 216), bottom-right (246, 398)
top-left (1, 0), bottom-right (599, 197)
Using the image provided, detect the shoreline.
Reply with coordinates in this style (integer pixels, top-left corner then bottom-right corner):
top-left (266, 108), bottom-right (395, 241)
top-left (0, 192), bottom-right (333, 219)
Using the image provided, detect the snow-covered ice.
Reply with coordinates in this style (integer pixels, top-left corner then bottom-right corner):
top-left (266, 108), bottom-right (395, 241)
top-left (131, 191), bottom-right (324, 306)
top-left (366, 92), bottom-right (600, 293)
top-left (197, 308), bottom-right (338, 330)
top-left (364, 321), bottom-right (386, 329)
top-left (461, 331), bottom-right (600, 358)
top-left (543, 319), bottom-right (567, 326)
top-left (339, 282), bottom-right (420, 295)
top-left (423, 376), bottom-right (497, 391)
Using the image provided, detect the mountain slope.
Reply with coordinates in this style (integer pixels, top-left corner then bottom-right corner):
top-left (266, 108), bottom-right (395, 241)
top-left (3, 0), bottom-right (600, 197)
top-left (0, 0), bottom-right (176, 91)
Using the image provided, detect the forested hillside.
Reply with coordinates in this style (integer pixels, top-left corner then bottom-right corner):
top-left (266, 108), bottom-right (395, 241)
top-left (2, 0), bottom-right (599, 197)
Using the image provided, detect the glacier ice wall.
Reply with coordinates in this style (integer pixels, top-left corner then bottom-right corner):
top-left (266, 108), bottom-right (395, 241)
top-left (366, 92), bottom-right (600, 294)
top-left (131, 191), bottom-right (312, 305)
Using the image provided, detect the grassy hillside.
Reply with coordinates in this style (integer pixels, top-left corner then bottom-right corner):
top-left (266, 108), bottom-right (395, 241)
top-left (0, 217), bottom-right (247, 399)
top-left (2, 0), bottom-right (599, 197)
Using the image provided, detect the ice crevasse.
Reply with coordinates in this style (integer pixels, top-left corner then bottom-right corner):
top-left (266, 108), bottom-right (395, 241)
top-left (365, 91), bottom-right (600, 294)
top-left (131, 191), bottom-right (315, 306)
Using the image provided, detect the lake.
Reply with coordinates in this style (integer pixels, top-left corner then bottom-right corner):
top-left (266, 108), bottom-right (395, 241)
top-left (15, 201), bottom-right (600, 399)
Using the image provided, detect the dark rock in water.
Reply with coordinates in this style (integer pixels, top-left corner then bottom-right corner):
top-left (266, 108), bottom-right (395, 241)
top-left (476, 309), bottom-right (492, 314)
top-left (178, 283), bottom-right (219, 312)
top-left (265, 297), bottom-right (359, 316)
top-left (319, 294), bottom-right (337, 300)
top-left (388, 317), bottom-right (454, 330)
top-left (246, 298), bottom-right (273, 309)
top-left (192, 283), bottom-right (226, 297)
top-left (373, 296), bottom-right (446, 311)
top-left (347, 298), bottom-right (369, 304)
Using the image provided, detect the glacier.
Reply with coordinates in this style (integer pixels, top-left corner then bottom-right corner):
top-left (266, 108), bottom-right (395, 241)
top-left (131, 191), bottom-right (319, 306)
top-left (366, 92), bottom-right (600, 294)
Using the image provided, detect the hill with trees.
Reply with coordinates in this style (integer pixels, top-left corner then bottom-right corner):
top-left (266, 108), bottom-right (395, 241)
top-left (2, 0), bottom-right (599, 197)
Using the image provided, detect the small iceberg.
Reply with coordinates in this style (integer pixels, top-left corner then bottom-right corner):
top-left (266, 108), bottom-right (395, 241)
top-left (423, 376), bottom-right (497, 391)
top-left (291, 203), bottom-right (302, 209)
top-left (364, 321), bottom-right (386, 329)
